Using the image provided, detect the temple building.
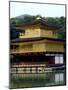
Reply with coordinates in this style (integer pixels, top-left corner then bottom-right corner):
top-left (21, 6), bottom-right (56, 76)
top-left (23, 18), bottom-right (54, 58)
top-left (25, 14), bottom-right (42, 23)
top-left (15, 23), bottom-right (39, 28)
top-left (10, 17), bottom-right (65, 74)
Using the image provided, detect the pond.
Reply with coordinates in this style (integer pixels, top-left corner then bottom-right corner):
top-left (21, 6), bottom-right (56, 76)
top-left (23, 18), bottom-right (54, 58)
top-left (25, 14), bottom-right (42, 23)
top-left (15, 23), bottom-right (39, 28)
top-left (10, 70), bottom-right (66, 89)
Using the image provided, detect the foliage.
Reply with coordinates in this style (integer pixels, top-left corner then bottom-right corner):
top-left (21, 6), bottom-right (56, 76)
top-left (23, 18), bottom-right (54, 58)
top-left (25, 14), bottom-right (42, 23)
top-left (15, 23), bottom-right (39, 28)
top-left (45, 16), bottom-right (66, 39)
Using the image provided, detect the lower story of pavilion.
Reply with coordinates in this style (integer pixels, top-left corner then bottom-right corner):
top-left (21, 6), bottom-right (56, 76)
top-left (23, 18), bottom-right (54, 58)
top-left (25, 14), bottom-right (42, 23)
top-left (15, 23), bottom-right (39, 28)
top-left (10, 52), bottom-right (66, 74)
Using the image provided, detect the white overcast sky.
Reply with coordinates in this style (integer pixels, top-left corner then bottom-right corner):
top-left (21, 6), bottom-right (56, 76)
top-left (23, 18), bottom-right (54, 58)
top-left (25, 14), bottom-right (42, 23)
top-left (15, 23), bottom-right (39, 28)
top-left (10, 2), bottom-right (65, 18)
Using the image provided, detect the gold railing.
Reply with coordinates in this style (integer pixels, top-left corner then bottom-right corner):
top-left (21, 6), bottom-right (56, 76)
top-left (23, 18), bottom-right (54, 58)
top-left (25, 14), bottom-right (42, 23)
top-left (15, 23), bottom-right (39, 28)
top-left (11, 48), bottom-right (33, 53)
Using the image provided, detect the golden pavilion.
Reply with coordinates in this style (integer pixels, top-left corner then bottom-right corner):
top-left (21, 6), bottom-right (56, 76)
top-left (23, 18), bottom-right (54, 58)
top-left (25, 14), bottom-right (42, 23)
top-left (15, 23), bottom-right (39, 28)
top-left (10, 17), bottom-right (65, 74)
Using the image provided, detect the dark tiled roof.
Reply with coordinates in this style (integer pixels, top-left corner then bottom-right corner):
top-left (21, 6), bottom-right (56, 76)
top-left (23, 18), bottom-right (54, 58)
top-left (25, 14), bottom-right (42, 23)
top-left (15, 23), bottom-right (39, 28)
top-left (15, 18), bottom-right (61, 29)
top-left (11, 37), bottom-right (65, 43)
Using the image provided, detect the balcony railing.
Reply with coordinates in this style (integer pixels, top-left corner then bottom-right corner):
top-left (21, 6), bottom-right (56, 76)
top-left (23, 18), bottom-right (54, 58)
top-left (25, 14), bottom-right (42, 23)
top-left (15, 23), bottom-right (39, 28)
top-left (11, 48), bottom-right (33, 53)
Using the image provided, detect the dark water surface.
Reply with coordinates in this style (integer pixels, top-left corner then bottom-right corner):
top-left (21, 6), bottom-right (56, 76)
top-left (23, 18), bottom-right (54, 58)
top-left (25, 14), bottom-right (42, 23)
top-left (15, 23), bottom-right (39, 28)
top-left (10, 70), bottom-right (66, 88)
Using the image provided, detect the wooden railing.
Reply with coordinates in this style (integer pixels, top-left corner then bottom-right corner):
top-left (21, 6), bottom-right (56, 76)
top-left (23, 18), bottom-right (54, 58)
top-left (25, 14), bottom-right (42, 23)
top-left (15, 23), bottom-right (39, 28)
top-left (10, 66), bottom-right (52, 74)
top-left (11, 48), bottom-right (33, 53)
top-left (10, 63), bottom-right (65, 74)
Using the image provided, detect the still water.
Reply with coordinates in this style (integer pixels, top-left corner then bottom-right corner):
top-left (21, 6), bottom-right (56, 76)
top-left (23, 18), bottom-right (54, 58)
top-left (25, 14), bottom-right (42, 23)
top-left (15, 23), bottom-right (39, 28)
top-left (10, 70), bottom-right (66, 88)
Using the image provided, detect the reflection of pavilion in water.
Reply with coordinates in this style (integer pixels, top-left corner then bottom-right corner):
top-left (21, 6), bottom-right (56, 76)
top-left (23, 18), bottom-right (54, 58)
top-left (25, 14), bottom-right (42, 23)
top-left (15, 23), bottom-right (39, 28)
top-left (10, 70), bottom-right (65, 88)
top-left (10, 17), bottom-right (65, 74)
